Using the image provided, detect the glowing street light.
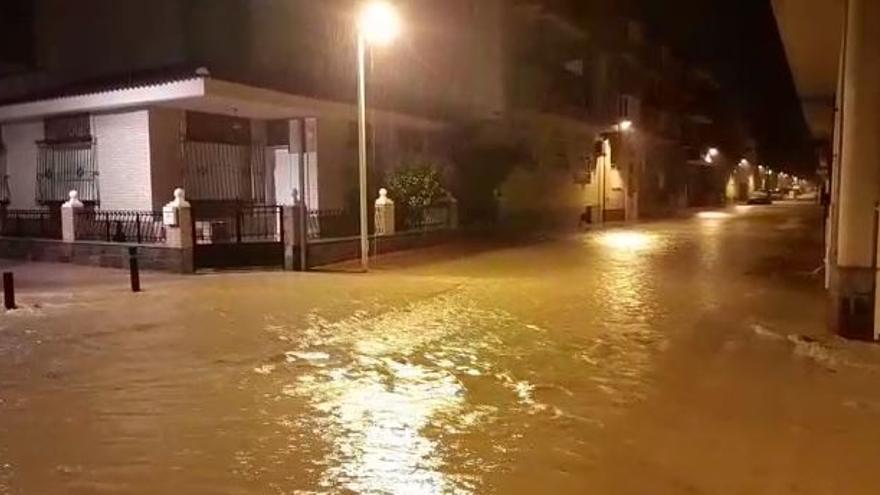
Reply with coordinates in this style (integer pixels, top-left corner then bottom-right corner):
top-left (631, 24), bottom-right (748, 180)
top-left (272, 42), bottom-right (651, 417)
top-left (618, 119), bottom-right (633, 132)
top-left (355, 1), bottom-right (401, 272)
top-left (358, 1), bottom-right (401, 45)
top-left (701, 147), bottom-right (720, 165)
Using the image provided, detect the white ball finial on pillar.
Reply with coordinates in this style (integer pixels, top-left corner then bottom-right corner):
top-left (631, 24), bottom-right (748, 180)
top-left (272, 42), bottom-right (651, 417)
top-left (376, 188), bottom-right (392, 206)
top-left (163, 187), bottom-right (193, 252)
top-left (62, 190), bottom-right (84, 208)
top-left (171, 188), bottom-right (190, 208)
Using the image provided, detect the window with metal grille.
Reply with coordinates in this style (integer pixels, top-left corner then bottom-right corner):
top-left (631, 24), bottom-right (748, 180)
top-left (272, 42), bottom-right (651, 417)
top-left (36, 114), bottom-right (98, 204)
top-left (36, 140), bottom-right (99, 203)
top-left (182, 141), bottom-right (267, 203)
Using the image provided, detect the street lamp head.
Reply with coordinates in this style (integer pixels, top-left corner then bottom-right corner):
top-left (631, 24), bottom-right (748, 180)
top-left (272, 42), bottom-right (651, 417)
top-left (618, 120), bottom-right (633, 132)
top-left (708, 147), bottom-right (720, 158)
top-left (358, 1), bottom-right (401, 46)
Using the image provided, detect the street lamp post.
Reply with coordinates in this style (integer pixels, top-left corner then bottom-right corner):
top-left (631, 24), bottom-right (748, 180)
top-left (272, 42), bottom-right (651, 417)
top-left (356, 1), bottom-right (400, 272)
top-left (356, 33), bottom-right (369, 271)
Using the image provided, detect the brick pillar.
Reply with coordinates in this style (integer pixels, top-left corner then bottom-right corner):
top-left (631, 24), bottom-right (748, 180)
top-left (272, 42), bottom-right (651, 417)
top-left (163, 188), bottom-right (194, 273)
top-left (282, 204), bottom-right (307, 270)
top-left (374, 188), bottom-right (395, 236)
top-left (61, 190), bottom-right (84, 242)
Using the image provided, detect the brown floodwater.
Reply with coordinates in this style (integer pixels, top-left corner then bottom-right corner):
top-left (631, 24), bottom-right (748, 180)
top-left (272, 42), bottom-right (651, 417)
top-left (3, 203), bottom-right (880, 494)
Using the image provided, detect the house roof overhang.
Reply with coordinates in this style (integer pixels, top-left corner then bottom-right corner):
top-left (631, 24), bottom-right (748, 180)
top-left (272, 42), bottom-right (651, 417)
top-left (0, 75), bottom-right (446, 131)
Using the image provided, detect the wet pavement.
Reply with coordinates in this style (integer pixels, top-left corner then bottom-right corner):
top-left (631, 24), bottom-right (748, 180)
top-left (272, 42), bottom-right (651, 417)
top-left (3, 202), bottom-right (880, 494)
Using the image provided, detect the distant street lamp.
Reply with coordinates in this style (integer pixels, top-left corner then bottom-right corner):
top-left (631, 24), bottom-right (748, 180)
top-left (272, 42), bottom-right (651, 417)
top-left (617, 119), bottom-right (633, 132)
top-left (356, 1), bottom-right (401, 272)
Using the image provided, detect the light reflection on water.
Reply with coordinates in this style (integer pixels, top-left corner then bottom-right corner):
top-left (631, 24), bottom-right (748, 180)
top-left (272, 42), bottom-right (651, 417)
top-left (593, 230), bottom-right (664, 321)
top-left (270, 295), bottom-right (517, 494)
top-left (293, 359), bottom-right (466, 494)
top-left (594, 231), bottom-right (657, 252)
top-left (259, 279), bottom-right (669, 494)
top-left (696, 211), bottom-right (733, 220)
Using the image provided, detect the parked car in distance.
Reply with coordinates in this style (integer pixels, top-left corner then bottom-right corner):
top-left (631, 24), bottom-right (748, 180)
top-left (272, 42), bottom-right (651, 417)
top-left (747, 191), bottom-right (773, 205)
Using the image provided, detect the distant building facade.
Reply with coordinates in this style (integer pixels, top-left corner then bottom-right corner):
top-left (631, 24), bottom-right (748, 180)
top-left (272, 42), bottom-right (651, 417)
top-left (494, 0), bottom-right (757, 225)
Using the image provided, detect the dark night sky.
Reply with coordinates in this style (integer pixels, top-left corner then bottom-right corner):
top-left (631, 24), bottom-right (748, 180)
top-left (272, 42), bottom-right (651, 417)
top-left (633, 0), bottom-right (816, 174)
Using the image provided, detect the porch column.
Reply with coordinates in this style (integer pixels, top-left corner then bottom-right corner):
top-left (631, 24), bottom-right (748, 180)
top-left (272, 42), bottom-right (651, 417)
top-left (831, 0), bottom-right (880, 339)
top-left (61, 190), bottom-right (84, 242)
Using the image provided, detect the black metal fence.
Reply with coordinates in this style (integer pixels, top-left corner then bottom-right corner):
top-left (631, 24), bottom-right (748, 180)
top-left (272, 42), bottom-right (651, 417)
top-left (193, 204), bottom-right (282, 245)
top-left (75, 210), bottom-right (166, 244)
top-left (420, 205), bottom-right (452, 230)
top-left (0, 209), bottom-right (62, 239)
top-left (36, 141), bottom-right (100, 204)
top-left (307, 203), bottom-right (453, 241)
top-left (183, 141), bottom-right (267, 203)
top-left (307, 209), bottom-right (360, 240)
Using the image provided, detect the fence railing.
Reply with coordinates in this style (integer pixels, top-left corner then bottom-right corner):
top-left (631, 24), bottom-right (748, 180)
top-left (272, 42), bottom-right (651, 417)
top-left (307, 203), bottom-right (453, 241)
top-left (183, 141), bottom-right (267, 203)
top-left (308, 209), bottom-right (360, 240)
top-left (420, 205), bottom-right (451, 230)
top-left (193, 204), bottom-right (282, 245)
top-left (0, 175), bottom-right (9, 204)
top-left (0, 208), bottom-right (62, 239)
top-left (75, 210), bottom-right (166, 244)
top-left (36, 141), bottom-right (100, 204)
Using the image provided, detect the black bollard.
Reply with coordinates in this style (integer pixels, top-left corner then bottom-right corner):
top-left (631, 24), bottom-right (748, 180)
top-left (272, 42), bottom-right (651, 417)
top-left (3, 272), bottom-right (15, 310)
top-left (128, 247), bottom-right (141, 293)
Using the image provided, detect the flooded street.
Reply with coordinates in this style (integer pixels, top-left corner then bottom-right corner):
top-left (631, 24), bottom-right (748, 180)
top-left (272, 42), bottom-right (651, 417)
top-left (3, 203), bottom-right (880, 494)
